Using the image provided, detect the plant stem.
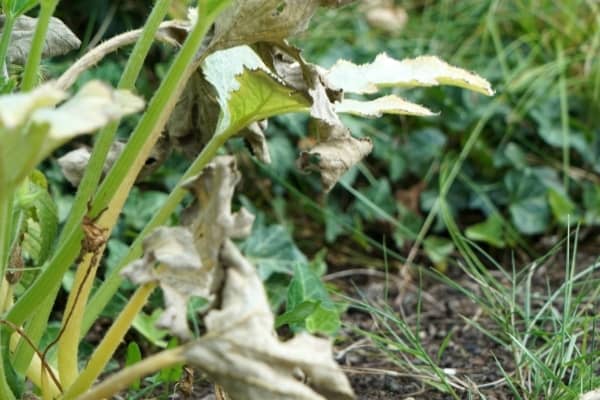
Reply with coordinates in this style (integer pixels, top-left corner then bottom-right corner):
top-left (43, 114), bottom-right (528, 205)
top-left (0, 191), bottom-right (16, 400)
top-left (8, 0), bottom-right (172, 370)
top-left (83, 133), bottom-right (226, 334)
top-left (63, 283), bottom-right (156, 399)
top-left (0, 15), bottom-right (16, 76)
top-left (21, 0), bottom-right (59, 91)
top-left (77, 347), bottom-right (186, 400)
top-left (57, 5), bottom-right (222, 387)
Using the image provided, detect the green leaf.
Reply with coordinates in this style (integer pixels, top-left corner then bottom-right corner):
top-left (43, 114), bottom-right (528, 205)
top-left (16, 174), bottom-right (58, 267)
top-left (239, 219), bottom-right (307, 279)
top-left (286, 263), bottom-right (340, 336)
top-left (509, 196), bottom-right (549, 235)
top-left (125, 342), bottom-right (142, 390)
top-left (201, 46), bottom-right (310, 136)
top-left (275, 300), bottom-right (319, 328)
top-left (465, 213), bottom-right (506, 248)
top-left (423, 236), bottom-right (455, 270)
top-left (2, 0), bottom-right (38, 16)
top-left (132, 309), bottom-right (169, 348)
top-left (547, 188), bottom-right (579, 226)
top-left (505, 171), bottom-right (550, 235)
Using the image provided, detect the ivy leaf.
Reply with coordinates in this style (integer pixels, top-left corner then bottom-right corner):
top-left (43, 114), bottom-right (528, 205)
top-left (465, 213), bottom-right (506, 248)
top-left (2, 15), bottom-right (80, 64)
top-left (325, 53), bottom-right (494, 96)
top-left (286, 263), bottom-right (341, 335)
top-left (547, 188), bottom-right (580, 226)
top-left (239, 219), bottom-right (307, 279)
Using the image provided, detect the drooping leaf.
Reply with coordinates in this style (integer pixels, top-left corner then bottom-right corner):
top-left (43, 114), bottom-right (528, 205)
top-left (297, 132), bottom-right (373, 192)
top-left (122, 227), bottom-right (204, 339)
top-left (325, 53), bottom-right (494, 96)
top-left (184, 240), bottom-right (354, 400)
top-left (207, 1), bottom-right (321, 52)
top-left (2, 15), bottom-right (80, 65)
top-left (0, 82), bottom-right (65, 128)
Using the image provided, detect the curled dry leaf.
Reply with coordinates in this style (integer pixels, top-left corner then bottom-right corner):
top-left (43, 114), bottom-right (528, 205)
top-left (0, 15), bottom-right (81, 64)
top-left (121, 227), bottom-right (203, 339)
top-left (207, 1), bottom-right (321, 52)
top-left (184, 240), bottom-right (355, 400)
top-left (361, 0), bottom-right (408, 34)
top-left (325, 53), bottom-right (495, 96)
top-left (298, 132), bottom-right (373, 192)
top-left (182, 155), bottom-right (254, 271)
top-left (123, 156), bottom-right (253, 338)
top-left (58, 142), bottom-right (125, 186)
top-left (58, 135), bottom-right (170, 186)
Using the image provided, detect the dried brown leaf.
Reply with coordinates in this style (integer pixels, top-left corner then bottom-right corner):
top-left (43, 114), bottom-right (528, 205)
top-left (1, 15), bottom-right (80, 64)
top-left (184, 240), bottom-right (355, 400)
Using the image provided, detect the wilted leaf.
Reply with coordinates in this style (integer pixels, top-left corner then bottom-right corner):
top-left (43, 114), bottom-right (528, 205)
top-left (362, 0), bottom-right (408, 34)
top-left (0, 82), bottom-right (65, 128)
top-left (298, 131), bottom-right (373, 191)
top-left (184, 240), bottom-right (355, 400)
top-left (122, 227), bottom-right (203, 339)
top-left (334, 95), bottom-right (436, 117)
top-left (0, 80), bottom-right (143, 189)
top-left (1, 14), bottom-right (80, 64)
top-left (325, 54), bottom-right (494, 96)
top-left (33, 80), bottom-right (144, 145)
top-left (182, 155), bottom-right (255, 278)
top-left (207, 1), bottom-right (321, 52)
top-left (58, 141), bottom-right (124, 187)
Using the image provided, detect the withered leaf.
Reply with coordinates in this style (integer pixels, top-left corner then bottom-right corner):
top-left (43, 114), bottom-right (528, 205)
top-left (121, 227), bottom-right (204, 339)
top-left (207, 1), bottom-right (321, 52)
top-left (184, 240), bottom-right (355, 400)
top-left (1, 15), bottom-right (81, 65)
top-left (298, 133), bottom-right (373, 192)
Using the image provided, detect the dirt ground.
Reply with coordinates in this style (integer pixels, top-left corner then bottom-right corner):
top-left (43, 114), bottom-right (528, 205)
top-left (105, 233), bottom-right (599, 400)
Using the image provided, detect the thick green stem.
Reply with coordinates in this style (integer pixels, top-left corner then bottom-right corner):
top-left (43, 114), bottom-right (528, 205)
top-left (83, 134), bottom-right (226, 334)
top-left (21, 0), bottom-right (59, 91)
top-left (0, 191), bottom-right (16, 400)
top-left (77, 347), bottom-right (186, 400)
top-left (64, 283), bottom-right (156, 399)
top-left (57, 5), bottom-right (223, 386)
top-left (0, 15), bottom-right (16, 75)
top-left (10, 0), bottom-right (173, 373)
